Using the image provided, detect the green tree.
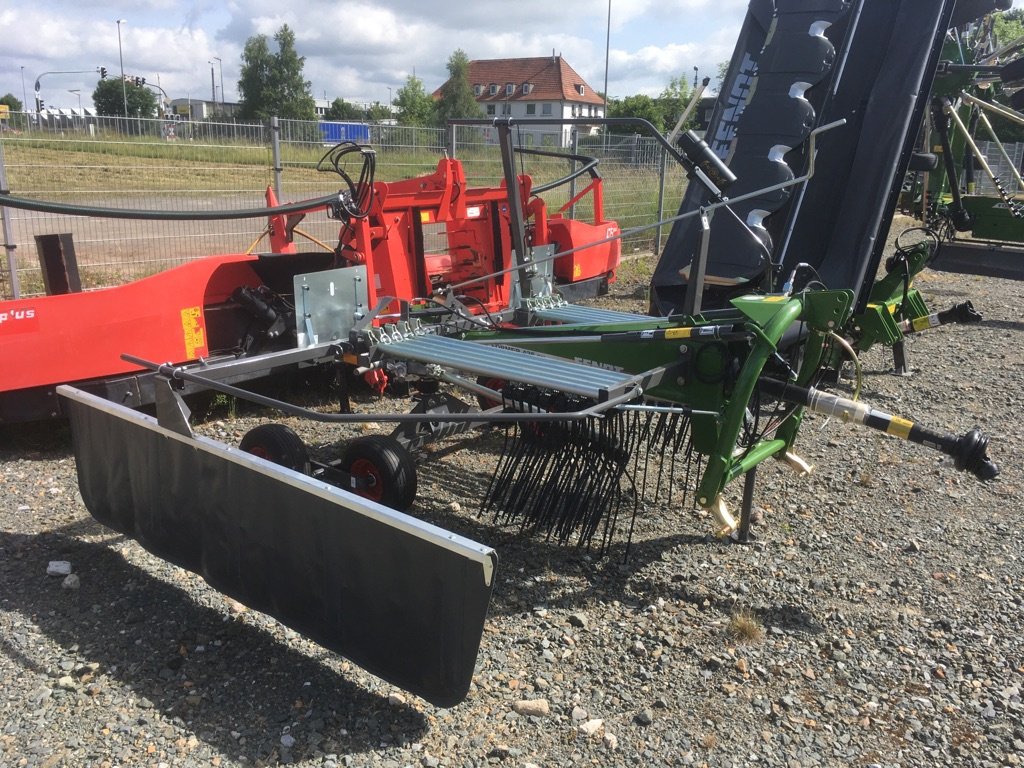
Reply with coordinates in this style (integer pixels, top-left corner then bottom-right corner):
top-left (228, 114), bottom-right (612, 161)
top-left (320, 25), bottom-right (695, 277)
top-left (993, 9), bottom-right (1024, 49)
top-left (394, 74), bottom-right (435, 126)
top-left (657, 74), bottom-right (692, 133)
top-left (366, 102), bottom-right (392, 122)
top-left (325, 98), bottom-right (364, 120)
top-left (0, 93), bottom-right (23, 112)
top-left (237, 24), bottom-right (317, 121)
top-left (608, 94), bottom-right (664, 133)
top-left (91, 78), bottom-right (157, 118)
top-left (435, 49), bottom-right (483, 127)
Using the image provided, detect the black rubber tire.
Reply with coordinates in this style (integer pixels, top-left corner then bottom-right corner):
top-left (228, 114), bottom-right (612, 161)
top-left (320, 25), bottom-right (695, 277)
top-left (339, 435), bottom-right (417, 511)
top-left (475, 376), bottom-right (506, 411)
top-left (239, 423), bottom-right (310, 473)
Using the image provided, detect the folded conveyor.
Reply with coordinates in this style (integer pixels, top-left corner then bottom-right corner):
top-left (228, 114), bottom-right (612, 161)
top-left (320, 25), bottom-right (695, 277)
top-left (376, 332), bottom-right (646, 402)
top-left (531, 304), bottom-right (653, 325)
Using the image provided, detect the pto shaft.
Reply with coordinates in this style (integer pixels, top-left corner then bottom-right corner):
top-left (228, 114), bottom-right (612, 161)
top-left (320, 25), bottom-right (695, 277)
top-left (759, 378), bottom-right (998, 481)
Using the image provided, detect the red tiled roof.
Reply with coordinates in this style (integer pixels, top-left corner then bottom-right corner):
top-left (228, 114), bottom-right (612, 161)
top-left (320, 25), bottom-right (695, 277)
top-left (433, 56), bottom-right (605, 105)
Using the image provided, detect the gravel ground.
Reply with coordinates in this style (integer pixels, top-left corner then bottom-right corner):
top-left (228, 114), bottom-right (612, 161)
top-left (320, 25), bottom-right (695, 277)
top-left (2, 226), bottom-right (1023, 768)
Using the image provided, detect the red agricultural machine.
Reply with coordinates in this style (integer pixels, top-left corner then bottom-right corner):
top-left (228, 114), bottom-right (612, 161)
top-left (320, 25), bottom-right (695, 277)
top-left (0, 139), bottom-right (620, 422)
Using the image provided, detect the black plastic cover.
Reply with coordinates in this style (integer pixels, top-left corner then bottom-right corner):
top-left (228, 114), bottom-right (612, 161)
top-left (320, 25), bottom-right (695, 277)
top-left (650, 0), bottom-right (1001, 315)
top-left (59, 386), bottom-right (497, 708)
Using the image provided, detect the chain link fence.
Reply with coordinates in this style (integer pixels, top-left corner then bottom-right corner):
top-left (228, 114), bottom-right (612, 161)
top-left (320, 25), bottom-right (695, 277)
top-left (0, 113), bottom-right (687, 300)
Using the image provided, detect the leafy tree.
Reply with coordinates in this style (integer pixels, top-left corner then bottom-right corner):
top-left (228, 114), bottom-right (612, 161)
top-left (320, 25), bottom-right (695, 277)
top-left (92, 78), bottom-right (158, 118)
top-left (237, 24), bottom-right (317, 121)
top-left (325, 98), bottom-right (365, 120)
top-left (366, 102), bottom-right (392, 122)
top-left (0, 93), bottom-right (23, 112)
top-left (608, 94), bottom-right (664, 133)
top-left (993, 9), bottom-right (1024, 49)
top-left (657, 74), bottom-right (693, 133)
top-left (394, 74), bottom-right (435, 126)
top-left (435, 49), bottom-right (483, 127)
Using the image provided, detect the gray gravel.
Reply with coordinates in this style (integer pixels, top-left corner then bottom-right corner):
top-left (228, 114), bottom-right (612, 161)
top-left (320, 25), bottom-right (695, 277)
top-left (2, 227), bottom-right (1023, 767)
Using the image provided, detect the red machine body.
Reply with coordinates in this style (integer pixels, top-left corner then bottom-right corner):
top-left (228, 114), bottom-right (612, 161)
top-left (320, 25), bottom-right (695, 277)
top-left (331, 158), bottom-right (620, 314)
top-left (0, 155), bottom-right (620, 421)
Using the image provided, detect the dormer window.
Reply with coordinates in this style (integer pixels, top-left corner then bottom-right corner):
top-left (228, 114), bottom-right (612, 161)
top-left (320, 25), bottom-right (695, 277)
top-left (473, 84), bottom-right (483, 96)
top-left (577, 84), bottom-right (585, 96)
top-left (522, 83), bottom-right (532, 95)
top-left (489, 83), bottom-right (498, 96)
top-left (506, 83), bottom-right (515, 96)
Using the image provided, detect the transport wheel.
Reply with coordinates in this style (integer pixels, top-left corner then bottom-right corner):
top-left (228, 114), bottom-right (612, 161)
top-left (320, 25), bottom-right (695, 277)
top-left (239, 423), bottom-right (310, 473)
top-left (475, 376), bottom-right (506, 411)
top-left (339, 435), bottom-right (417, 510)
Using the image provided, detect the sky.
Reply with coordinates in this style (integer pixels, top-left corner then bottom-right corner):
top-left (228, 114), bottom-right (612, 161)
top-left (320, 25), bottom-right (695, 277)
top-left (2, 0), bottom-right (750, 112)
top-left (3, 0), bottom-right (1024, 113)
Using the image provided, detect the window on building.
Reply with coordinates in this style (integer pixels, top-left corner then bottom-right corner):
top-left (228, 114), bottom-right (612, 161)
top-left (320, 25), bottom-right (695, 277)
top-left (541, 103), bottom-right (552, 115)
top-left (577, 84), bottom-right (586, 96)
top-left (501, 103), bottom-right (511, 115)
top-left (486, 104), bottom-right (495, 116)
top-left (489, 84), bottom-right (498, 96)
top-left (473, 84), bottom-right (482, 96)
top-left (522, 83), bottom-right (532, 94)
top-left (526, 103), bottom-right (536, 115)
top-left (506, 83), bottom-right (514, 96)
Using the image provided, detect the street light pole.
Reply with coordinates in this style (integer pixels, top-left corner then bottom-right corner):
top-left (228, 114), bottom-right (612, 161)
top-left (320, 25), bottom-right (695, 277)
top-left (20, 66), bottom-right (28, 129)
top-left (116, 19), bottom-right (128, 118)
top-left (213, 56), bottom-right (223, 105)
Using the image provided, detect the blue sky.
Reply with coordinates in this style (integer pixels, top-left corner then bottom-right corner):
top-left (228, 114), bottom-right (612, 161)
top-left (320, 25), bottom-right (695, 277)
top-left (1, 1), bottom-right (1021, 112)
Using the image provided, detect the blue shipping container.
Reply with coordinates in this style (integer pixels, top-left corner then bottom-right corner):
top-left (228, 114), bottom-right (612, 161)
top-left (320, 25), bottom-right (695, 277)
top-left (319, 122), bottom-right (371, 144)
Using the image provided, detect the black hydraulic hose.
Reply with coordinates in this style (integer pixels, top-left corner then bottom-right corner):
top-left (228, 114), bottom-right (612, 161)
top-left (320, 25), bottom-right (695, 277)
top-left (0, 190), bottom-right (344, 220)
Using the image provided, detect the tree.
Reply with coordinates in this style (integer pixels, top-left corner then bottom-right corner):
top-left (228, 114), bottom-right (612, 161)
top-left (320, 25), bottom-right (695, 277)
top-left (657, 74), bottom-right (692, 133)
top-left (0, 93), bottom-right (23, 112)
top-left (325, 98), bottom-right (365, 121)
top-left (608, 94), bottom-right (664, 133)
top-left (366, 102), bottom-right (392, 122)
top-left (237, 24), bottom-right (317, 121)
top-left (394, 74), bottom-right (434, 126)
top-left (435, 49), bottom-right (483, 127)
top-left (993, 9), bottom-right (1024, 49)
top-left (92, 78), bottom-right (157, 118)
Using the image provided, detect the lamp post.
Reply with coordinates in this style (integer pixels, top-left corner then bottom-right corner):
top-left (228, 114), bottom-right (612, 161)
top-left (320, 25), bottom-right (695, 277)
top-left (20, 66), bottom-right (28, 129)
top-left (213, 56), bottom-right (223, 105)
top-left (116, 19), bottom-right (128, 118)
top-left (388, 86), bottom-right (392, 115)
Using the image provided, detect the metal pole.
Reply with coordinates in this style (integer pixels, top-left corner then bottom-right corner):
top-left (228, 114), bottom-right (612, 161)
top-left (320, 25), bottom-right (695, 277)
top-left (214, 56), bottom-right (223, 104)
top-left (655, 145), bottom-right (667, 256)
top-left (20, 67), bottom-right (27, 130)
top-left (602, 0), bottom-right (611, 153)
top-left (0, 142), bottom-right (21, 298)
top-left (569, 128), bottom-right (578, 220)
top-left (496, 121), bottom-right (532, 303)
top-left (210, 65), bottom-right (216, 104)
top-left (117, 20), bottom-right (128, 118)
top-left (271, 116), bottom-right (283, 200)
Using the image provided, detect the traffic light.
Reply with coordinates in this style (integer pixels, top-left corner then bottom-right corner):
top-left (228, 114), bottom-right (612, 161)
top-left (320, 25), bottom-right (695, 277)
top-left (99, 67), bottom-right (107, 79)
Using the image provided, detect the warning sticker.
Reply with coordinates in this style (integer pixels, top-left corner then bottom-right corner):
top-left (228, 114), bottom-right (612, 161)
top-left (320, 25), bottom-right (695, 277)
top-left (180, 306), bottom-right (207, 359)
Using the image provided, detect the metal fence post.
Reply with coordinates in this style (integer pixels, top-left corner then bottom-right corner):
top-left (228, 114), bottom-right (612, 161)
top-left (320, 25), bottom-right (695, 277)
top-left (0, 141), bottom-right (20, 298)
top-left (654, 144), bottom-right (668, 257)
top-left (569, 128), bottom-right (578, 220)
top-left (271, 116), bottom-right (283, 199)
top-left (449, 123), bottom-right (457, 158)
